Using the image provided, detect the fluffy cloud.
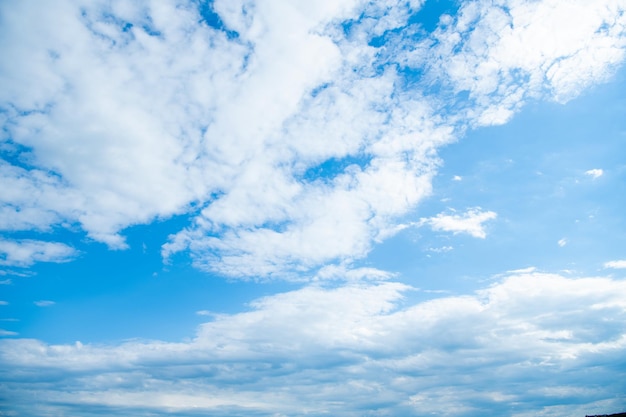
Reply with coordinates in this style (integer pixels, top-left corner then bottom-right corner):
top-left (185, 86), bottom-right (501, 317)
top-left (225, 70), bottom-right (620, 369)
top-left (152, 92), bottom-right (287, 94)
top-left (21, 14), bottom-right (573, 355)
top-left (2, 0), bottom-right (625, 278)
top-left (0, 239), bottom-right (77, 267)
top-left (421, 207), bottom-right (497, 238)
top-left (1, 271), bottom-right (625, 416)
top-left (586, 169), bottom-right (604, 179)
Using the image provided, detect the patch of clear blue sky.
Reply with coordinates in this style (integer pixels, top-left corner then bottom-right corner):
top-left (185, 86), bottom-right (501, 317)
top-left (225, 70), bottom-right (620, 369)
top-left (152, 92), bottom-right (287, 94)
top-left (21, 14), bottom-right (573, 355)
top-left (410, 0), bottom-right (460, 32)
top-left (366, 66), bottom-right (626, 295)
top-left (299, 154), bottom-right (372, 183)
top-left (195, 0), bottom-right (240, 39)
top-left (1, 215), bottom-right (298, 343)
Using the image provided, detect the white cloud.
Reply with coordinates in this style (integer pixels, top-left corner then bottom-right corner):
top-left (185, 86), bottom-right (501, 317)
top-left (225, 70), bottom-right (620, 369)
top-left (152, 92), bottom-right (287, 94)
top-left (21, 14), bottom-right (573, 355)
top-left (33, 300), bottom-right (55, 307)
top-left (453, 175), bottom-right (463, 181)
top-left (422, 207), bottom-right (497, 238)
top-left (0, 329), bottom-right (17, 336)
top-left (558, 238), bottom-right (568, 247)
top-left (1, 272), bottom-right (625, 416)
top-left (315, 264), bottom-right (395, 281)
top-left (0, 301), bottom-right (7, 305)
top-left (585, 168), bottom-right (604, 179)
top-left (0, 239), bottom-right (77, 267)
top-left (604, 260), bottom-right (626, 269)
top-left (1, 0), bottom-right (625, 277)
top-left (400, 0), bottom-right (626, 124)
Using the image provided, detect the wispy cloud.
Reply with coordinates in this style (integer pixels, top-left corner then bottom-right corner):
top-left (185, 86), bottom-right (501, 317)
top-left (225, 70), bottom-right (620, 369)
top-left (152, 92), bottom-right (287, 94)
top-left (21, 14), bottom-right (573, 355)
top-left (33, 300), bottom-right (55, 307)
top-left (604, 260), bottom-right (626, 269)
top-left (1, 272), bottom-right (625, 416)
top-left (195, 310), bottom-right (213, 317)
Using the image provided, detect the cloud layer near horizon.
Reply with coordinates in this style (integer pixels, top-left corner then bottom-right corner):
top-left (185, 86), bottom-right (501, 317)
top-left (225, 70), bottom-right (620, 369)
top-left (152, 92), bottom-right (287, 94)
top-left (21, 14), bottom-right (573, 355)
top-left (1, 271), bottom-right (625, 416)
top-left (2, 0), bottom-right (625, 278)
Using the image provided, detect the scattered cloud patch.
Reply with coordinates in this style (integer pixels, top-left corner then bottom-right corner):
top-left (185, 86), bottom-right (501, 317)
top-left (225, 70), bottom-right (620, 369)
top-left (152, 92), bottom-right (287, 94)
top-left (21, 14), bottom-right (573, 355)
top-left (428, 245), bottom-right (454, 253)
top-left (0, 329), bottom-right (17, 337)
top-left (0, 239), bottom-right (78, 267)
top-left (33, 300), bottom-right (55, 307)
top-left (422, 208), bottom-right (497, 238)
top-left (585, 168), bottom-right (604, 179)
top-left (558, 238), bottom-right (568, 247)
top-left (452, 175), bottom-right (463, 181)
top-left (604, 260), bottom-right (626, 269)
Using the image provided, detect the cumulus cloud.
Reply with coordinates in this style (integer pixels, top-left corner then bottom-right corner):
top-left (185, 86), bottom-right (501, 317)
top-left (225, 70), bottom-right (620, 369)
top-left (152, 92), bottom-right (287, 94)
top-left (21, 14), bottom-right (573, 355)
top-left (0, 239), bottom-right (77, 267)
top-left (421, 207), bottom-right (497, 238)
top-left (1, 272), bottom-right (625, 416)
top-left (1, 0), bottom-right (624, 277)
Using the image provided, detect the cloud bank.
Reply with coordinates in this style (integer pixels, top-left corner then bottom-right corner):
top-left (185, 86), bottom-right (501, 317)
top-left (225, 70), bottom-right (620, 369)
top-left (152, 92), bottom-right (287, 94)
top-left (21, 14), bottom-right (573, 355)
top-left (1, 272), bottom-right (625, 416)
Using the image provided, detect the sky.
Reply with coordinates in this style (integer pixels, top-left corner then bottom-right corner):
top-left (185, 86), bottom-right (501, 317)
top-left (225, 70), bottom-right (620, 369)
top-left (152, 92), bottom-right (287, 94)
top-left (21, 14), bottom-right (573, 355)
top-left (1, 0), bottom-right (626, 416)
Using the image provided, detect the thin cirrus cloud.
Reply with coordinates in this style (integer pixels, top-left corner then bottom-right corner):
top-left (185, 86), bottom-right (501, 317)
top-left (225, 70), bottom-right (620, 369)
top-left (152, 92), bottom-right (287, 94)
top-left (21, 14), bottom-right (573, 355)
top-left (1, 272), bottom-right (625, 416)
top-left (33, 300), bottom-right (55, 307)
top-left (1, 0), bottom-right (624, 277)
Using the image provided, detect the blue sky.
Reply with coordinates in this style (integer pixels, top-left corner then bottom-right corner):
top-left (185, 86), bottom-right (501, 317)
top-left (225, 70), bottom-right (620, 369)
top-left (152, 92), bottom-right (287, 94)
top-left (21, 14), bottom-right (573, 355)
top-left (1, 0), bottom-right (626, 416)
